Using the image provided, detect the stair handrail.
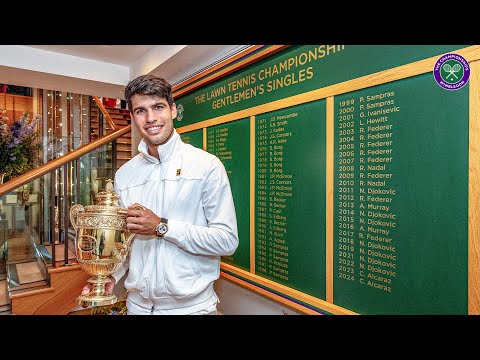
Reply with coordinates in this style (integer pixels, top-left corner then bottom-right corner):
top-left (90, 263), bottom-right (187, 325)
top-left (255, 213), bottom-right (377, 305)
top-left (92, 96), bottom-right (117, 131)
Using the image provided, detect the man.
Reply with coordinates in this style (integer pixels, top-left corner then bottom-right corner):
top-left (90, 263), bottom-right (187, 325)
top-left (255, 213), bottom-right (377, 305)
top-left (82, 74), bottom-right (239, 314)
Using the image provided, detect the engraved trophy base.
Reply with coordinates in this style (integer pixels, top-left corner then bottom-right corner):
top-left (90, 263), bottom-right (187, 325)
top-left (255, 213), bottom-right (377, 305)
top-left (77, 276), bottom-right (117, 308)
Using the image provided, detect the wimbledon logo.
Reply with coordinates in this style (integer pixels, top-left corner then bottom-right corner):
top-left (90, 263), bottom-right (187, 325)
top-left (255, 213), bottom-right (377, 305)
top-left (176, 104), bottom-right (184, 121)
top-left (433, 53), bottom-right (470, 90)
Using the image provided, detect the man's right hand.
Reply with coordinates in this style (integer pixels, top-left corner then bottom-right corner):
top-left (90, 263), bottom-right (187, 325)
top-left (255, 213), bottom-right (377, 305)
top-left (81, 276), bottom-right (116, 296)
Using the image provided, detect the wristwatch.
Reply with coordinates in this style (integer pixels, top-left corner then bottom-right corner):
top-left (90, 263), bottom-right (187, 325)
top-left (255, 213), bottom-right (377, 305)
top-left (155, 218), bottom-right (169, 237)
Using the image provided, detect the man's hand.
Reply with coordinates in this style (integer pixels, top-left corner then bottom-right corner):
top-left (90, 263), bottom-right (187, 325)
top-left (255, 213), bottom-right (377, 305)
top-left (126, 203), bottom-right (161, 235)
top-left (81, 276), bottom-right (116, 296)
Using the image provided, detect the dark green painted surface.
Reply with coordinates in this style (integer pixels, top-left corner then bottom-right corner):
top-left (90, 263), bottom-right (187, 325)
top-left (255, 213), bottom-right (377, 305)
top-left (179, 129), bottom-right (203, 149)
top-left (333, 73), bottom-right (469, 314)
top-left (175, 45), bottom-right (467, 126)
top-left (254, 101), bottom-right (326, 299)
top-left (206, 119), bottom-right (250, 271)
top-left (175, 45), bottom-right (471, 314)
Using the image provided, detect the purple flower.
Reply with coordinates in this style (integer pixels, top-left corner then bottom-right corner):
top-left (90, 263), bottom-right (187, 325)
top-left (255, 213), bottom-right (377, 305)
top-left (0, 111), bottom-right (40, 178)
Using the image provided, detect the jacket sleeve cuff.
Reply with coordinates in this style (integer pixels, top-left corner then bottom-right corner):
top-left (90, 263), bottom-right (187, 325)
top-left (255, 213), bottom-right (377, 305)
top-left (164, 218), bottom-right (186, 246)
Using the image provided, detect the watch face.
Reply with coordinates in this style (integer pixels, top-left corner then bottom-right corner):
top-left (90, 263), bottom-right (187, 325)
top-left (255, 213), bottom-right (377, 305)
top-left (156, 223), bottom-right (168, 235)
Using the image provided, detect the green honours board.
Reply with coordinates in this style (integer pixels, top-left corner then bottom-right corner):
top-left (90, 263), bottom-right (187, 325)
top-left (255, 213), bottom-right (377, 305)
top-left (175, 45), bottom-right (476, 314)
top-left (179, 129), bottom-right (203, 149)
top-left (333, 73), bottom-right (469, 314)
top-left (255, 101), bottom-right (326, 299)
top-left (206, 120), bottom-right (250, 271)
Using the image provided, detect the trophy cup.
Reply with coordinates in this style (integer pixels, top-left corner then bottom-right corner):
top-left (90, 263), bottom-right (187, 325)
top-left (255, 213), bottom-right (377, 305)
top-left (70, 179), bottom-right (140, 307)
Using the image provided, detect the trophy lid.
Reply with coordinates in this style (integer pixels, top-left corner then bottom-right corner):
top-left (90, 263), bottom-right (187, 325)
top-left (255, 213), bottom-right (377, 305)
top-left (95, 179), bottom-right (120, 206)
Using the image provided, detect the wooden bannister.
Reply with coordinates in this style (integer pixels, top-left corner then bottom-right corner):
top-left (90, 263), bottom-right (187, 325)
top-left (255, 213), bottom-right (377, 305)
top-left (92, 96), bottom-right (118, 131)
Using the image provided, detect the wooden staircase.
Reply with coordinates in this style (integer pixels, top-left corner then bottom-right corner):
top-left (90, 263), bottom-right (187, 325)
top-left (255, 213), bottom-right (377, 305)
top-left (4, 240), bottom-right (91, 315)
top-left (90, 100), bottom-right (132, 170)
top-left (10, 264), bottom-right (90, 314)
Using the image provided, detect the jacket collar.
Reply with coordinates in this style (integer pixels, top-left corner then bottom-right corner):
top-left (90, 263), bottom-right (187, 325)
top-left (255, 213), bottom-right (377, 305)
top-left (138, 129), bottom-right (180, 163)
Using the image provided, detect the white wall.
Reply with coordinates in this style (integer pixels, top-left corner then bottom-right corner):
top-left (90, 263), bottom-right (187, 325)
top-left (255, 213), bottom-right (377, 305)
top-left (214, 277), bottom-right (303, 315)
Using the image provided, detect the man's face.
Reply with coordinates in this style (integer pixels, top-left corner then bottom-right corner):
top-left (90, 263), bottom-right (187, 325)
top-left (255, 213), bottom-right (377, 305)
top-left (130, 94), bottom-right (177, 157)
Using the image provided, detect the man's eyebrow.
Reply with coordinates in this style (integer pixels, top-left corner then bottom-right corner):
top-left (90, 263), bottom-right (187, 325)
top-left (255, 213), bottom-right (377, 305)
top-left (133, 101), bottom-right (165, 112)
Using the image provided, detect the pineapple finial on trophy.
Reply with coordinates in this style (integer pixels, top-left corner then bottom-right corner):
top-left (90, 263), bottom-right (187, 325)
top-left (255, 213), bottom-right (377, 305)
top-left (95, 179), bottom-right (119, 207)
top-left (105, 179), bottom-right (113, 192)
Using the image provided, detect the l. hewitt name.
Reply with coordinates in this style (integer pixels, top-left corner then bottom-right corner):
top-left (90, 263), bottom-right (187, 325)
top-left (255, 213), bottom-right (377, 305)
top-left (365, 116), bottom-right (390, 125)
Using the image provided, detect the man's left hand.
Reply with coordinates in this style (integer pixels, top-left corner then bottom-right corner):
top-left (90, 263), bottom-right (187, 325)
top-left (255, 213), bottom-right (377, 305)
top-left (126, 203), bottom-right (161, 235)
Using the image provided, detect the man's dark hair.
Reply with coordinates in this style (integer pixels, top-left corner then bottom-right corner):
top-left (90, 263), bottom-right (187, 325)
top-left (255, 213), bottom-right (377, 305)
top-left (124, 74), bottom-right (174, 111)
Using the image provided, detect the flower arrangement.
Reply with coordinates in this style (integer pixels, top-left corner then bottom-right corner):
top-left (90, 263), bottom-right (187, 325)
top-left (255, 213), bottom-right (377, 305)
top-left (90, 300), bottom-right (128, 315)
top-left (0, 109), bottom-right (41, 180)
top-left (90, 290), bottom-right (128, 315)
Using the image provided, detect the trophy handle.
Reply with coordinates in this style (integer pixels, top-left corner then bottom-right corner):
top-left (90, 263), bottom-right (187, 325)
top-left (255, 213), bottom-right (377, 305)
top-left (77, 235), bottom-right (97, 255)
top-left (70, 204), bottom-right (85, 230)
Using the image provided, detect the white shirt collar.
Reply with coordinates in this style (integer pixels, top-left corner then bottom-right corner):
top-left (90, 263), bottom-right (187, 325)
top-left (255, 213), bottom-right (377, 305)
top-left (137, 128), bottom-right (180, 163)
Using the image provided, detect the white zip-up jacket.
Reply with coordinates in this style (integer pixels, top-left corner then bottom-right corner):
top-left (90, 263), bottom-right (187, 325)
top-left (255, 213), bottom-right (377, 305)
top-left (111, 129), bottom-right (239, 314)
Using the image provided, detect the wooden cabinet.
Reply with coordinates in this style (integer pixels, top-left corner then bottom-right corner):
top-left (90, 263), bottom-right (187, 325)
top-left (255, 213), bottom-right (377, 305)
top-left (0, 94), bottom-right (34, 122)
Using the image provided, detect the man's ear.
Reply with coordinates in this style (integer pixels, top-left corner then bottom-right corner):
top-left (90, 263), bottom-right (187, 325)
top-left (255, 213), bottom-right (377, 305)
top-left (171, 103), bottom-right (178, 119)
